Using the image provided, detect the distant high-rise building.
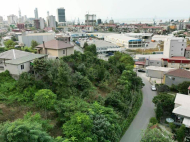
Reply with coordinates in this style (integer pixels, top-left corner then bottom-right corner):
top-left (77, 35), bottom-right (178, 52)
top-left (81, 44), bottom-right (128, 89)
top-left (34, 19), bottom-right (40, 29)
top-left (18, 9), bottom-right (21, 18)
top-left (7, 14), bottom-right (18, 25)
top-left (39, 17), bottom-right (45, 29)
top-left (17, 23), bottom-right (25, 29)
top-left (97, 19), bottom-right (102, 25)
top-left (47, 15), bottom-right (56, 29)
top-left (47, 11), bottom-right (49, 17)
top-left (0, 16), bottom-right (3, 23)
top-left (57, 7), bottom-right (65, 23)
top-left (85, 14), bottom-right (96, 26)
top-left (34, 8), bottom-right (38, 19)
top-left (109, 19), bottom-right (114, 24)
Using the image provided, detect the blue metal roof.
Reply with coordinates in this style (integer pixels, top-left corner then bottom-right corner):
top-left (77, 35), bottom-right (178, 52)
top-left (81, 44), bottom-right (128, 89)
top-left (129, 39), bottom-right (142, 42)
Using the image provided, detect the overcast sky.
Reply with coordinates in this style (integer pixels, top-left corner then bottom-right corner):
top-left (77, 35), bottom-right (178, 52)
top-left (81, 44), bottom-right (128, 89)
top-left (1, 0), bottom-right (190, 22)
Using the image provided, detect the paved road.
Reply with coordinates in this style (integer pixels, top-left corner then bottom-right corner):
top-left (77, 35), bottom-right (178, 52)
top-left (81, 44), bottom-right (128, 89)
top-left (120, 72), bottom-right (157, 142)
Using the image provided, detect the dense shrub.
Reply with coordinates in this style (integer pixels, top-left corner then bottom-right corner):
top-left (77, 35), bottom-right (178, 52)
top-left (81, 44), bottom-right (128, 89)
top-left (149, 117), bottom-right (158, 125)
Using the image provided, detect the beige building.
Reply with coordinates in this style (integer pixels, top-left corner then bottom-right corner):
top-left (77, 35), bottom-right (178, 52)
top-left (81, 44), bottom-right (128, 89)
top-left (36, 39), bottom-right (74, 58)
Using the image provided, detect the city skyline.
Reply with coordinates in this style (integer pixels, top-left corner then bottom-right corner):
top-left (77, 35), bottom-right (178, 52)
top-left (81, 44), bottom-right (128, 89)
top-left (0, 0), bottom-right (190, 23)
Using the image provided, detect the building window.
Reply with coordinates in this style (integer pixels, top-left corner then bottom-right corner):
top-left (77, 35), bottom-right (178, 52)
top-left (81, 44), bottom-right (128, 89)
top-left (181, 48), bottom-right (183, 51)
top-left (182, 44), bottom-right (184, 46)
top-left (63, 50), bottom-right (65, 54)
top-left (172, 78), bottom-right (175, 80)
top-left (21, 64), bottom-right (24, 70)
top-left (157, 62), bottom-right (159, 64)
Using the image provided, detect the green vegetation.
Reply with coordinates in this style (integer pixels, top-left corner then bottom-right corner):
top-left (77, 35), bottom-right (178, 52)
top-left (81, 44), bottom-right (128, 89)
top-left (0, 50), bottom-right (143, 141)
top-left (149, 117), bottom-right (158, 125)
top-left (152, 93), bottom-right (175, 122)
top-left (176, 124), bottom-right (186, 142)
top-left (178, 81), bottom-right (190, 94)
top-left (141, 126), bottom-right (174, 142)
top-left (31, 40), bottom-right (39, 49)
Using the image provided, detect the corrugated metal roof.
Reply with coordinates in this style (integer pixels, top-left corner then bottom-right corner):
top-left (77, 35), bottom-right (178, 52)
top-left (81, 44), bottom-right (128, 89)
top-left (5, 54), bottom-right (47, 65)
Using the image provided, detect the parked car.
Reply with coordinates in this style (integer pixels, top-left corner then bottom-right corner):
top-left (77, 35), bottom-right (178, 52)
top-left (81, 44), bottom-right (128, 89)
top-left (151, 85), bottom-right (157, 91)
top-left (138, 69), bottom-right (146, 73)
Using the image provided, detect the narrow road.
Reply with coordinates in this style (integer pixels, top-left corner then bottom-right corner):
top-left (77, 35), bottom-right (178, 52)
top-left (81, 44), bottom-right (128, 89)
top-left (120, 72), bottom-right (157, 142)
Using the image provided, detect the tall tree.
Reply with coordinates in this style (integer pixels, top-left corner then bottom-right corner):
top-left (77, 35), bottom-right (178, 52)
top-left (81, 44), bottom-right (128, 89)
top-left (31, 40), bottom-right (39, 49)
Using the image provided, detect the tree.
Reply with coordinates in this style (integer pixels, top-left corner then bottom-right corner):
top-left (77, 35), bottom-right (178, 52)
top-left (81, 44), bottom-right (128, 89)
top-left (149, 117), bottom-right (158, 125)
top-left (62, 112), bottom-right (93, 142)
top-left (31, 40), bottom-right (39, 49)
top-left (11, 36), bottom-right (17, 41)
top-left (176, 124), bottom-right (186, 142)
top-left (108, 27), bottom-right (113, 32)
top-left (141, 128), bottom-right (174, 142)
top-left (83, 42), bottom-right (88, 49)
top-left (178, 81), bottom-right (190, 94)
top-left (4, 40), bottom-right (16, 48)
top-left (84, 44), bottom-right (97, 56)
top-left (0, 119), bottom-right (53, 142)
top-left (169, 122), bottom-right (175, 133)
top-left (34, 89), bottom-right (57, 118)
top-left (156, 103), bottom-right (163, 122)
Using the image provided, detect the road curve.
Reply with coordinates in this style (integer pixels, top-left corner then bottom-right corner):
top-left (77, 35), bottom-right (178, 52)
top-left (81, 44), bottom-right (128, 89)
top-left (120, 72), bottom-right (157, 142)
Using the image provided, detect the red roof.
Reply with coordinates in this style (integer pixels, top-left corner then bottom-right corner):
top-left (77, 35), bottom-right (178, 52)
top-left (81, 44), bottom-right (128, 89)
top-left (165, 69), bottom-right (190, 79)
top-left (171, 56), bottom-right (187, 59)
top-left (162, 57), bottom-right (190, 63)
top-left (186, 45), bottom-right (190, 51)
top-left (135, 61), bottom-right (145, 65)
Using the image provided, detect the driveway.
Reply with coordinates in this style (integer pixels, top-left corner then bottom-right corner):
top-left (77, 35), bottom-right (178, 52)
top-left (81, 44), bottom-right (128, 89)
top-left (120, 72), bottom-right (157, 142)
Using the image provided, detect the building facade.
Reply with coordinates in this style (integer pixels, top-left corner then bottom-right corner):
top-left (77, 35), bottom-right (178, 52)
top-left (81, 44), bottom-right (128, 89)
top-left (34, 19), bottom-right (40, 29)
top-left (34, 8), bottom-right (38, 19)
top-left (57, 8), bottom-right (65, 23)
top-left (17, 23), bottom-right (25, 29)
top-left (39, 17), bottom-right (45, 29)
top-left (47, 15), bottom-right (56, 29)
top-left (0, 16), bottom-right (3, 23)
top-left (7, 14), bottom-right (18, 25)
top-left (85, 14), bottom-right (96, 26)
top-left (164, 37), bottom-right (186, 58)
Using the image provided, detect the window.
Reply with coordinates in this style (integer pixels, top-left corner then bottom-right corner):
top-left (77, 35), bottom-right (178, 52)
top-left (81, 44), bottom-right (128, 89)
top-left (63, 50), bottom-right (65, 54)
top-left (157, 62), bottom-right (159, 64)
top-left (21, 64), bottom-right (24, 70)
top-left (181, 48), bottom-right (183, 51)
top-left (182, 44), bottom-right (184, 46)
top-left (172, 78), bottom-right (175, 81)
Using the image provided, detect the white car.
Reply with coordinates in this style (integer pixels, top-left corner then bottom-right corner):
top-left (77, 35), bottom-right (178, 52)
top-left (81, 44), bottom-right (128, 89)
top-left (151, 85), bottom-right (157, 91)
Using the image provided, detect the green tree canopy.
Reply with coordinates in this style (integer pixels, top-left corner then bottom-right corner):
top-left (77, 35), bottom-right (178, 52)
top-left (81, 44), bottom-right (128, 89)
top-left (4, 40), bottom-right (16, 48)
top-left (31, 40), bottom-right (39, 49)
top-left (178, 81), bottom-right (190, 94)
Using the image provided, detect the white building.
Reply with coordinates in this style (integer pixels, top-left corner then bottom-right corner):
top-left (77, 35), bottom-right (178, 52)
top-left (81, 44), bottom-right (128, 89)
top-left (47, 15), bottom-right (56, 29)
top-left (164, 37), bottom-right (186, 58)
top-left (152, 35), bottom-right (174, 41)
top-left (125, 33), bottom-right (153, 39)
top-left (7, 15), bottom-right (18, 25)
top-left (104, 34), bottom-right (144, 48)
top-left (39, 17), bottom-right (45, 29)
top-left (18, 33), bottom-right (55, 47)
top-left (80, 39), bottom-right (121, 54)
top-left (34, 8), bottom-right (38, 19)
top-left (173, 93), bottom-right (190, 128)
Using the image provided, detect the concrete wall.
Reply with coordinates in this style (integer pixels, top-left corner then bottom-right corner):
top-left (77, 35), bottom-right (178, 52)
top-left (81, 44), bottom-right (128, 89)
top-left (165, 75), bottom-right (190, 87)
top-left (148, 60), bottom-right (162, 66)
top-left (146, 70), bottom-right (164, 79)
top-left (4, 62), bottom-right (30, 76)
top-left (19, 34), bottom-right (55, 47)
top-left (66, 47), bottom-right (74, 56)
top-left (168, 63), bottom-right (190, 70)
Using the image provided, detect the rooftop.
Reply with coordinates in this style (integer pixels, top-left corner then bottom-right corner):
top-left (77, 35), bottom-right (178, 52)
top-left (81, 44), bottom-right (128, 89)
top-left (165, 69), bottom-right (190, 79)
top-left (106, 34), bottom-right (140, 41)
top-left (0, 49), bottom-right (32, 60)
top-left (146, 66), bottom-right (175, 72)
top-left (36, 39), bottom-right (74, 49)
top-left (174, 93), bottom-right (190, 107)
top-left (24, 33), bottom-right (55, 36)
top-left (5, 54), bottom-right (47, 65)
